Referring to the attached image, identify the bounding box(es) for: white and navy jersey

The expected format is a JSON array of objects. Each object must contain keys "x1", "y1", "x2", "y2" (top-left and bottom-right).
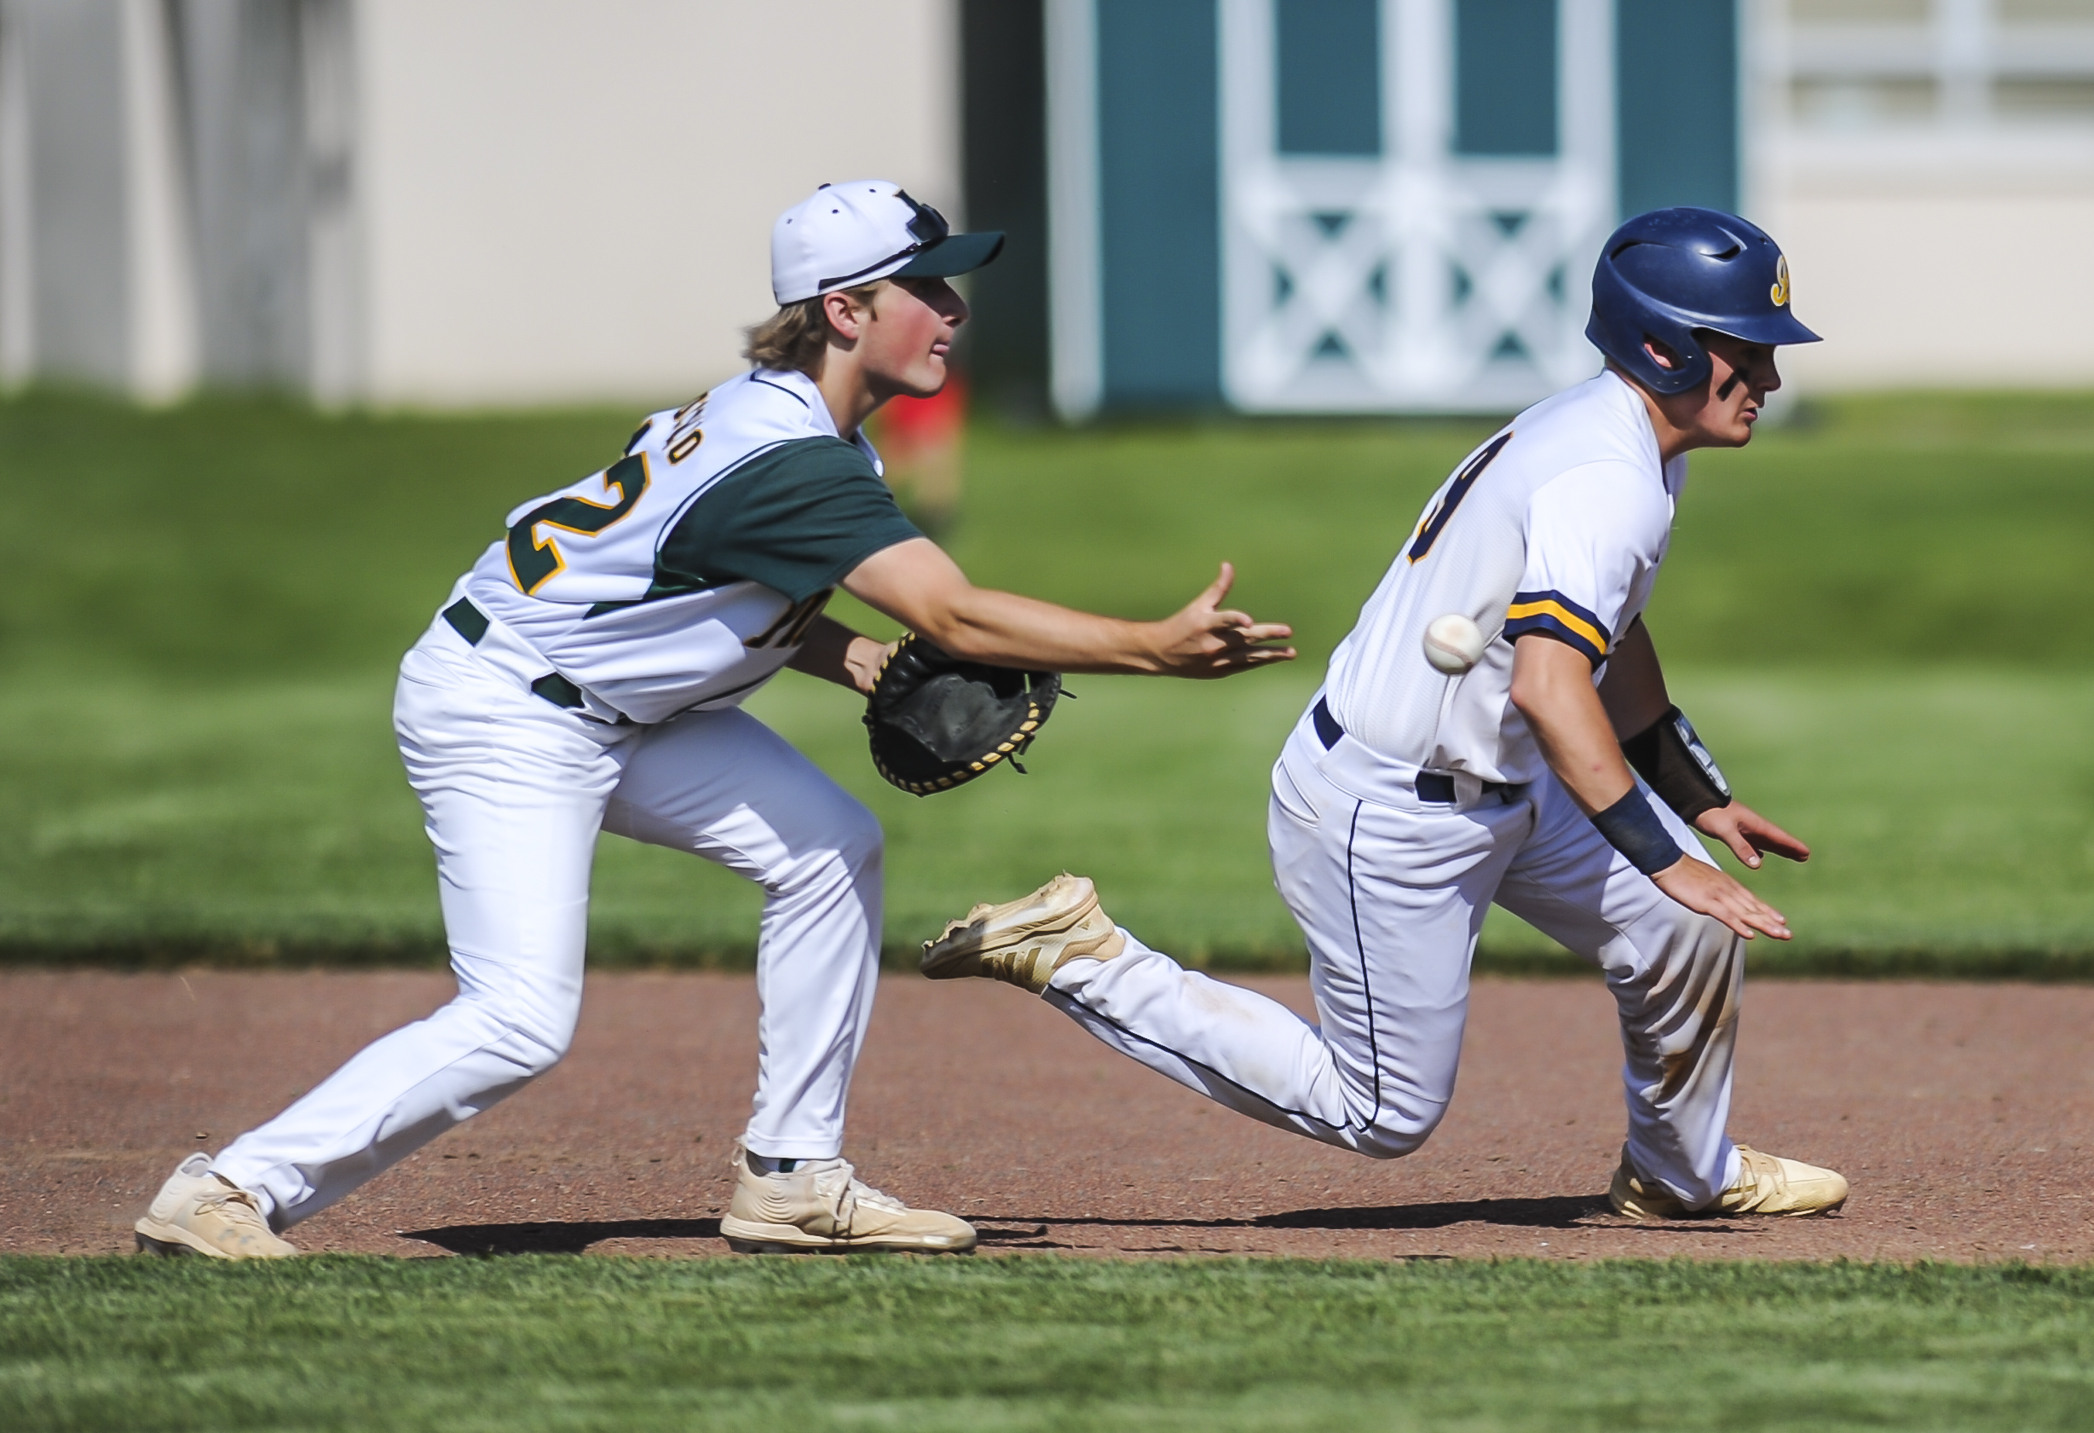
[
  {"x1": 456, "y1": 367, "x2": 921, "y2": 725},
  {"x1": 1321, "y1": 370, "x2": 1685, "y2": 785}
]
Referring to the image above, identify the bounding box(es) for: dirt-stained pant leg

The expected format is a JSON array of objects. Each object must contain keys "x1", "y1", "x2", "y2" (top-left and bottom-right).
[
  {"x1": 1494, "y1": 773, "x2": 1744, "y2": 1207},
  {"x1": 1044, "y1": 730, "x2": 1533, "y2": 1158}
]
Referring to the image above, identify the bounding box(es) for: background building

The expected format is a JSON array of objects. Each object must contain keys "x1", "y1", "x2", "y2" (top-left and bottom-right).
[
  {"x1": 0, "y1": 0, "x2": 960, "y2": 406},
  {"x1": 1026, "y1": 0, "x2": 1738, "y2": 416},
  {"x1": 997, "y1": 0, "x2": 2094, "y2": 416},
  {"x1": 1, "y1": 0, "x2": 2090, "y2": 412},
  {"x1": 1750, "y1": 0, "x2": 2094, "y2": 392}
]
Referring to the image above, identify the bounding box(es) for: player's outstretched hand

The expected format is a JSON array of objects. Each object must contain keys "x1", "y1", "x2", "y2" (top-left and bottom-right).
[
  {"x1": 1650, "y1": 857, "x2": 1792, "y2": 941},
  {"x1": 1151, "y1": 563, "x2": 1296, "y2": 677},
  {"x1": 1693, "y1": 801, "x2": 1809, "y2": 870}
]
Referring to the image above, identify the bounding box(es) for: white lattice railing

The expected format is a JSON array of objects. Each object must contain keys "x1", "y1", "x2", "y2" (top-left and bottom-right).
[{"x1": 1219, "y1": 0, "x2": 1617, "y2": 414}]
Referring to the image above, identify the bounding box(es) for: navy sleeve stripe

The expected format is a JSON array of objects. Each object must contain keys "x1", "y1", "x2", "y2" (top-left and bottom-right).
[
  {"x1": 1508, "y1": 589, "x2": 1608, "y2": 640},
  {"x1": 1503, "y1": 590, "x2": 1610, "y2": 667},
  {"x1": 1502, "y1": 612, "x2": 1607, "y2": 667}
]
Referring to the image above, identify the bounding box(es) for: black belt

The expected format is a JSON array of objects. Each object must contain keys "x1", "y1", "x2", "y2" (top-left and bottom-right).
[
  {"x1": 1311, "y1": 696, "x2": 1512, "y2": 805},
  {"x1": 443, "y1": 597, "x2": 587, "y2": 710}
]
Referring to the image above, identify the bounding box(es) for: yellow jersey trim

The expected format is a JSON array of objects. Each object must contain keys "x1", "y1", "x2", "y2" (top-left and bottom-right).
[{"x1": 1504, "y1": 598, "x2": 1608, "y2": 655}]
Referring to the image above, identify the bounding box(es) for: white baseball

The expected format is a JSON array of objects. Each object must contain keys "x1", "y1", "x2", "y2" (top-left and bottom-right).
[{"x1": 1422, "y1": 613, "x2": 1486, "y2": 675}]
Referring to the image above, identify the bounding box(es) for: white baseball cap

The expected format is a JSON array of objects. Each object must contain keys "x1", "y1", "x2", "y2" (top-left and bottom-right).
[{"x1": 770, "y1": 180, "x2": 1004, "y2": 305}]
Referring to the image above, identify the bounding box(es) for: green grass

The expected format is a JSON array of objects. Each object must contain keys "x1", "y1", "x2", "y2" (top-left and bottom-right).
[
  {"x1": 3, "y1": 389, "x2": 2093, "y2": 970},
  {"x1": 3, "y1": 1257, "x2": 2090, "y2": 1431},
  {"x1": 7, "y1": 665, "x2": 2092, "y2": 971}
]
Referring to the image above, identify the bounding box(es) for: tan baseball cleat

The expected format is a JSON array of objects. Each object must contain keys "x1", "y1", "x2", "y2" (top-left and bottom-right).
[
  {"x1": 921, "y1": 872, "x2": 1127, "y2": 994},
  {"x1": 1609, "y1": 1143, "x2": 1849, "y2": 1219},
  {"x1": 134, "y1": 1154, "x2": 299, "y2": 1259},
  {"x1": 720, "y1": 1146, "x2": 976, "y2": 1254}
]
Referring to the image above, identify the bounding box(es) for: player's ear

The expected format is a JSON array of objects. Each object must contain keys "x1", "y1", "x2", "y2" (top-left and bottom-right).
[
  {"x1": 821, "y1": 290, "x2": 866, "y2": 345},
  {"x1": 822, "y1": 282, "x2": 889, "y2": 344}
]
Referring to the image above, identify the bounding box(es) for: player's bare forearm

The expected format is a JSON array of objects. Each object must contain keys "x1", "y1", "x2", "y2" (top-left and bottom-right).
[
  {"x1": 1513, "y1": 635, "x2": 1792, "y2": 939},
  {"x1": 843, "y1": 537, "x2": 1295, "y2": 677},
  {"x1": 1596, "y1": 617, "x2": 1670, "y2": 739},
  {"x1": 1510, "y1": 635, "x2": 1639, "y2": 817},
  {"x1": 785, "y1": 616, "x2": 890, "y2": 695}
]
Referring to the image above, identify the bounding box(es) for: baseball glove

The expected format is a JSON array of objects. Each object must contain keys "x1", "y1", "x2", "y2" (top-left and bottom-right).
[{"x1": 864, "y1": 632, "x2": 1061, "y2": 796}]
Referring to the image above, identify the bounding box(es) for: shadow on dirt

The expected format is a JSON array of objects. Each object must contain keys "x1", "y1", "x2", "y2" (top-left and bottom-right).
[
  {"x1": 399, "y1": 1195, "x2": 1750, "y2": 1255},
  {"x1": 401, "y1": 1219, "x2": 722, "y2": 1254},
  {"x1": 969, "y1": 1194, "x2": 1730, "y2": 1233},
  {"x1": 398, "y1": 1218, "x2": 1056, "y2": 1255},
  {"x1": 1261, "y1": 1195, "x2": 1612, "y2": 1230}
]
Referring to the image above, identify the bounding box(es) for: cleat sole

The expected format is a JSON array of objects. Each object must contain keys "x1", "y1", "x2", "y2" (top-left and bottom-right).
[{"x1": 723, "y1": 1235, "x2": 973, "y2": 1255}]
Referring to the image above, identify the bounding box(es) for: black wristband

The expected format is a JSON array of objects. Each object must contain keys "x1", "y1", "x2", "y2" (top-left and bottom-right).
[
  {"x1": 1590, "y1": 787, "x2": 1685, "y2": 876},
  {"x1": 1620, "y1": 705, "x2": 1732, "y2": 822}
]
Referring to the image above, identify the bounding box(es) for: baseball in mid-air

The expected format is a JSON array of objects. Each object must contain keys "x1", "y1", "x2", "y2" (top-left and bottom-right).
[{"x1": 1422, "y1": 613, "x2": 1486, "y2": 675}]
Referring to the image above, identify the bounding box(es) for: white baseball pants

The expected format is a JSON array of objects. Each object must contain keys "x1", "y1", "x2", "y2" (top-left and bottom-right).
[
  {"x1": 1046, "y1": 710, "x2": 1746, "y2": 1207},
  {"x1": 214, "y1": 624, "x2": 883, "y2": 1229}
]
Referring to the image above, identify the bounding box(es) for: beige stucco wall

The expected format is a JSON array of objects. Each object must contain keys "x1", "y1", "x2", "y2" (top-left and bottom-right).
[
  {"x1": 355, "y1": 0, "x2": 959, "y2": 407},
  {"x1": 1769, "y1": 187, "x2": 2094, "y2": 390},
  {"x1": 1746, "y1": 0, "x2": 2094, "y2": 392}
]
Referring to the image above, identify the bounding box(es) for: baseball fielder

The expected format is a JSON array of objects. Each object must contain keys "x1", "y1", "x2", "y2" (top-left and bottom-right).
[
  {"x1": 925, "y1": 209, "x2": 1849, "y2": 1220},
  {"x1": 136, "y1": 181, "x2": 1293, "y2": 1259}
]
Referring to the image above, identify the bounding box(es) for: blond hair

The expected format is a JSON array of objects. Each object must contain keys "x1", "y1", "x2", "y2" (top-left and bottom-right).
[{"x1": 742, "y1": 281, "x2": 886, "y2": 375}]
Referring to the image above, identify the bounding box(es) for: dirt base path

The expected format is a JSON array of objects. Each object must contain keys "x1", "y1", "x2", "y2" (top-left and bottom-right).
[{"x1": 5, "y1": 971, "x2": 2087, "y2": 1262}]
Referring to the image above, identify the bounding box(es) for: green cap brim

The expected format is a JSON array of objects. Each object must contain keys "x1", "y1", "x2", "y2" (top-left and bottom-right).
[{"x1": 894, "y1": 230, "x2": 1005, "y2": 279}]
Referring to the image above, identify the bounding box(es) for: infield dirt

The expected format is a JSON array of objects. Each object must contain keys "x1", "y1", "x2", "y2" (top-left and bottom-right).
[{"x1": 5, "y1": 970, "x2": 2087, "y2": 1262}]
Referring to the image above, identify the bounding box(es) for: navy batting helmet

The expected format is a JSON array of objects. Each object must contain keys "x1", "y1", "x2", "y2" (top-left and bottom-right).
[{"x1": 1587, "y1": 208, "x2": 1820, "y2": 395}]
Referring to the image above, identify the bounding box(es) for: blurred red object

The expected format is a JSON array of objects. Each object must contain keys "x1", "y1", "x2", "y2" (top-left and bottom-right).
[
  {"x1": 870, "y1": 372, "x2": 967, "y2": 531},
  {"x1": 875, "y1": 371, "x2": 968, "y2": 452}
]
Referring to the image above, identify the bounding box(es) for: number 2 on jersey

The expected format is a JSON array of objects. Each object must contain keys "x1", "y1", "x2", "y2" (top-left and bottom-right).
[
  {"x1": 1406, "y1": 432, "x2": 1510, "y2": 563},
  {"x1": 507, "y1": 453, "x2": 651, "y2": 595}
]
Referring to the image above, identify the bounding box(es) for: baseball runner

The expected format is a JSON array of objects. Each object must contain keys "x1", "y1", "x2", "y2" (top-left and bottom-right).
[
  {"x1": 924, "y1": 209, "x2": 1850, "y2": 1220},
  {"x1": 135, "y1": 181, "x2": 1293, "y2": 1259}
]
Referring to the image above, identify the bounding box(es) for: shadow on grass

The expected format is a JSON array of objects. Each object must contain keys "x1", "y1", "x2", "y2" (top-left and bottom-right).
[{"x1": 399, "y1": 1193, "x2": 1749, "y2": 1256}]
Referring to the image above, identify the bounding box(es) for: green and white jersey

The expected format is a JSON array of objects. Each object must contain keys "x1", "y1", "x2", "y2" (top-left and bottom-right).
[{"x1": 457, "y1": 367, "x2": 921, "y2": 725}]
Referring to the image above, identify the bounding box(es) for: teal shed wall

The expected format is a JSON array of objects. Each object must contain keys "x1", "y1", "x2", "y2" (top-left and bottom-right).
[
  {"x1": 1067, "y1": 0, "x2": 1741, "y2": 414},
  {"x1": 1615, "y1": 0, "x2": 1738, "y2": 217},
  {"x1": 1096, "y1": 0, "x2": 1223, "y2": 409}
]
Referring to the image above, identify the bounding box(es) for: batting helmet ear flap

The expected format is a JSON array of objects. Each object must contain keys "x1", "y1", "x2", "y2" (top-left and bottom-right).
[
  {"x1": 1587, "y1": 237, "x2": 1714, "y2": 395},
  {"x1": 1633, "y1": 326, "x2": 1715, "y2": 395}
]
